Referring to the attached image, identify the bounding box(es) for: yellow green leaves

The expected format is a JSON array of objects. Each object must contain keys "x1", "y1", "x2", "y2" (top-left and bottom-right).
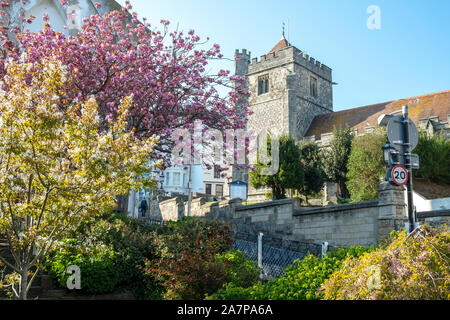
[
  {"x1": 0, "y1": 55, "x2": 158, "y2": 291},
  {"x1": 322, "y1": 227, "x2": 450, "y2": 300}
]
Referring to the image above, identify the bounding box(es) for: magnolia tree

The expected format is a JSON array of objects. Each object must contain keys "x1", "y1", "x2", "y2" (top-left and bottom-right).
[
  {"x1": 0, "y1": 0, "x2": 251, "y2": 168},
  {"x1": 0, "y1": 57, "x2": 158, "y2": 300}
]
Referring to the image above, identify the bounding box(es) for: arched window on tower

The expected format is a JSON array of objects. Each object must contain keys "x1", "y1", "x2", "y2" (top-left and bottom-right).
[{"x1": 258, "y1": 75, "x2": 270, "y2": 95}]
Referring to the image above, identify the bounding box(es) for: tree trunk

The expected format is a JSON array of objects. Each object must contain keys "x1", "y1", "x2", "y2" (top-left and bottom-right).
[{"x1": 19, "y1": 268, "x2": 28, "y2": 300}]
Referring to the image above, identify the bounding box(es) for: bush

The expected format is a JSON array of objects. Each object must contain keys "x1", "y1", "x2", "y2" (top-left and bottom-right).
[
  {"x1": 82, "y1": 214, "x2": 160, "y2": 299},
  {"x1": 142, "y1": 217, "x2": 234, "y2": 300},
  {"x1": 346, "y1": 128, "x2": 386, "y2": 202},
  {"x1": 47, "y1": 239, "x2": 117, "y2": 294},
  {"x1": 47, "y1": 213, "x2": 160, "y2": 298},
  {"x1": 215, "y1": 250, "x2": 260, "y2": 288},
  {"x1": 414, "y1": 132, "x2": 450, "y2": 184},
  {"x1": 322, "y1": 227, "x2": 450, "y2": 300},
  {"x1": 207, "y1": 246, "x2": 371, "y2": 300}
]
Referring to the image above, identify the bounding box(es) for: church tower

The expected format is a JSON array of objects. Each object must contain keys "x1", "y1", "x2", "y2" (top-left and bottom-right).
[
  {"x1": 231, "y1": 36, "x2": 334, "y2": 199},
  {"x1": 245, "y1": 36, "x2": 333, "y2": 142}
]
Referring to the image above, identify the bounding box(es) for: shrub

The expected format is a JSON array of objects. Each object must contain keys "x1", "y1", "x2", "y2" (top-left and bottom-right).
[
  {"x1": 207, "y1": 246, "x2": 371, "y2": 300},
  {"x1": 47, "y1": 213, "x2": 161, "y2": 299},
  {"x1": 215, "y1": 250, "x2": 260, "y2": 288},
  {"x1": 322, "y1": 227, "x2": 450, "y2": 300},
  {"x1": 47, "y1": 239, "x2": 117, "y2": 294},
  {"x1": 346, "y1": 128, "x2": 386, "y2": 202},
  {"x1": 82, "y1": 214, "x2": 160, "y2": 299},
  {"x1": 142, "y1": 217, "x2": 234, "y2": 300},
  {"x1": 414, "y1": 132, "x2": 450, "y2": 184}
]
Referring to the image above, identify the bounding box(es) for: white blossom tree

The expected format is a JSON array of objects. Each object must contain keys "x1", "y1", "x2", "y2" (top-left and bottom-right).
[{"x1": 0, "y1": 56, "x2": 158, "y2": 299}]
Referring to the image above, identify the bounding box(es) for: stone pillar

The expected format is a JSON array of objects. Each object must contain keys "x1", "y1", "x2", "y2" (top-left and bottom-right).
[
  {"x1": 127, "y1": 190, "x2": 136, "y2": 217},
  {"x1": 323, "y1": 182, "x2": 339, "y2": 206},
  {"x1": 377, "y1": 181, "x2": 407, "y2": 241}
]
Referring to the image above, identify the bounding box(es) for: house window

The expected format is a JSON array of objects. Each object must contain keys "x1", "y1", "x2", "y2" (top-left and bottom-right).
[
  {"x1": 205, "y1": 184, "x2": 212, "y2": 195},
  {"x1": 310, "y1": 76, "x2": 318, "y2": 98},
  {"x1": 173, "y1": 172, "x2": 180, "y2": 186},
  {"x1": 216, "y1": 185, "x2": 224, "y2": 197},
  {"x1": 258, "y1": 75, "x2": 270, "y2": 95},
  {"x1": 214, "y1": 165, "x2": 221, "y2": 179},
  {"x1": 166, "y1": 172, "x2": 170, "y2": 186}
]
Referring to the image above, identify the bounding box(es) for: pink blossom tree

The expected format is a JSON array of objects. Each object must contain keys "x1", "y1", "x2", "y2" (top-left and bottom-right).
[{"x1": 0, "y1": 0, "x2": 251, "y2": 166}]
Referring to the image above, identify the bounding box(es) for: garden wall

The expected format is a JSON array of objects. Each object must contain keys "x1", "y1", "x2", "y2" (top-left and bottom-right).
[{"x1": 158, "y1": 182, "x2": 449, "y2": 247}]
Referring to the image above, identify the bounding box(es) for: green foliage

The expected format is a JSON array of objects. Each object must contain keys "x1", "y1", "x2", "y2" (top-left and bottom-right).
[
  {"x1": 142, "y1": 217, "x2": 234, "y2": 300},
  {"x1": 46, "y1": 213, "x2": 160, "y2": 298},
  {"x1": 250, "y1": 135, "x2": 305, "y2": 200},
  {"x1": 322, "y1": 227, "x2": 450, "y2": 300},
  {"x1": 215, "y1": 250, "x2": 260, "y2": 288},
  {"x1": 414, "y1": 131, "x2": 450, "y2": 184},
  {"x1": 83, "y1": 214, "x2": 159, "y2": 299},
  {"x1": 47, "y1": 239, "x2": 117, "y2": 294},
  {"x1": 297, "y1": 140, "x2": 326, "y2": 201},
  {"x1": 346, "y1": 128, "x2": 387, "y2": 202},
  {"x1": 207, "y1": 246, "x2": 371, "y2": 300},
  {"x1": 322, "y1": 126, "x2": 354, "y2": 198}
]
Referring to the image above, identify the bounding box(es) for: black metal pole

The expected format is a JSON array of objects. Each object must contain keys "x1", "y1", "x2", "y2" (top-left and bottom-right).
[{"x1": 403, "y1": 106, "x2": 416, "y2": 233}]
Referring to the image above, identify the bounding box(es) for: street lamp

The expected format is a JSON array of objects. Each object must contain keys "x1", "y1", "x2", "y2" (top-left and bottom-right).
[{"x1": 159, "y1": 172, "x2": 165, "y2": 190}]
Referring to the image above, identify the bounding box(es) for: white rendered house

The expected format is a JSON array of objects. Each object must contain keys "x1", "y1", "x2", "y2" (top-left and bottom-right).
[{"x1": 8, "y1": 0, "x2": 121, "y2": 35}]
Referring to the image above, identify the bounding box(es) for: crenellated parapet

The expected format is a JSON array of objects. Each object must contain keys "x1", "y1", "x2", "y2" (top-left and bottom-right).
[{"x1": 248, "y1": 46, "x2": 332, "y2": 82}]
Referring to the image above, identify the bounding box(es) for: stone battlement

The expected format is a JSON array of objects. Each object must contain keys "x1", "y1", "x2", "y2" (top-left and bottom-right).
[
  {"x1": 235, "y1": 49, "x2": 251, "y2": 57},
  {"x1": 247, "y1": 46, "x2": 332, "y2": 81}
]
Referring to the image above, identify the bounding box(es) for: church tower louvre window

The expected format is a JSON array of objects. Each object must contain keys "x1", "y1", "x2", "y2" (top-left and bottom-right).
[
  {"x1": 258, "y1": 75, "x2": 270, "y2": 95},
  {"x1": 310, "y1": 76, "x2": 318, "y2": 98}
]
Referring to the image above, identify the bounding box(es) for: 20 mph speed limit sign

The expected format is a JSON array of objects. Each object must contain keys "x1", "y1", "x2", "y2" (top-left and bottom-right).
[{"x1": 391, "y1": 165, "x2": 409, "y2": 186}]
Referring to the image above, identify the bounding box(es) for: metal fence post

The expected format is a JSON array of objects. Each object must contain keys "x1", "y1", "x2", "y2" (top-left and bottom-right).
[
  {"x1": 322, "y1": 241, "x2": 329, "y2": 258},
  {"x1": 258, "y1": 232, "x2": 263, "y2": 269}
]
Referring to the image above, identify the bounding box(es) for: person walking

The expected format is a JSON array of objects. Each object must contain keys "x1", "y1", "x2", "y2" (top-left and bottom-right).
[{"x1": 139, "y1": 199, "x2": 148, "y2": 217}]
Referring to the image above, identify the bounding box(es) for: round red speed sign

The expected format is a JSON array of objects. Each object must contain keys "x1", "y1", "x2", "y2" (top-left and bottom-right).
[{"x1": 391, "y1": 165, "x2": 408, "y2": 186}]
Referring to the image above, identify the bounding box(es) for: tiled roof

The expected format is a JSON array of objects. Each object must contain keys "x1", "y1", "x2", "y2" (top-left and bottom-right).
[
  {"x1": 268, "y1": 37, "x2": 291, "y2": 56},
  {"x1": 305, "y1": 90, "x2": 450, "y2": 137}
]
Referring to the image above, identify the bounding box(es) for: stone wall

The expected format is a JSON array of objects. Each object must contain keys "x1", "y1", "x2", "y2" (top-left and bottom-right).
[
  {"x1": 293, "y1": 201, "x2": 380, "y2": 246},
  {"x1": 158, "y1": 182, "x2": 449, "y2": 247},
  {"x1": 158, "y1": 197, "x2": 185, "y2": 221},
  {"x1": 417, "y1": 210, "x2": 450, "y2": 230}
]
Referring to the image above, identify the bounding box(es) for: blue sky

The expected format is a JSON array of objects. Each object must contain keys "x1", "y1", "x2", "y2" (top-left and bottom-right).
[{"x1": 118, "y1": 0, "x2": 450, "y2": 112}]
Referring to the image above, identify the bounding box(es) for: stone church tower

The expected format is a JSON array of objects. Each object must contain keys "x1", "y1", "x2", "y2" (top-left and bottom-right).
[{"x1": 232, "y1": 36, "x2": 334, "y2": 197}]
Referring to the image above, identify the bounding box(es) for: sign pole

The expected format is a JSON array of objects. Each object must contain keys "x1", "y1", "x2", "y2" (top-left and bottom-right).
[
  {"x1": 187, "y1": 163, "x2": 192, "y2": 217},
  {"x1": 403, "y1": 106, "x2": 417, "y2": 233}
]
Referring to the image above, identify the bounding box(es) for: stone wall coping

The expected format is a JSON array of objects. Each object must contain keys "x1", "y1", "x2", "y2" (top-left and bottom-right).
[
  {"x1": 293, "y1": 200, "x2": 379, "y2": 216},
  {"x1": 159, "y1": 197, "x2": 182, "y2": 206},
  {"x1": 235, "y1": 199, "x2": 295, "y2": 212},
  {"x1": 417, "y1": 210, "x2": 450, "y2": 219}
]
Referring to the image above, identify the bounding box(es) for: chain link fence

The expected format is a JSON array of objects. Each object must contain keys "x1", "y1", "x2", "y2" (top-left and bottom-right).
[{"x1": 234, "y1": 232, "x2": 326, "y2": 279}]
